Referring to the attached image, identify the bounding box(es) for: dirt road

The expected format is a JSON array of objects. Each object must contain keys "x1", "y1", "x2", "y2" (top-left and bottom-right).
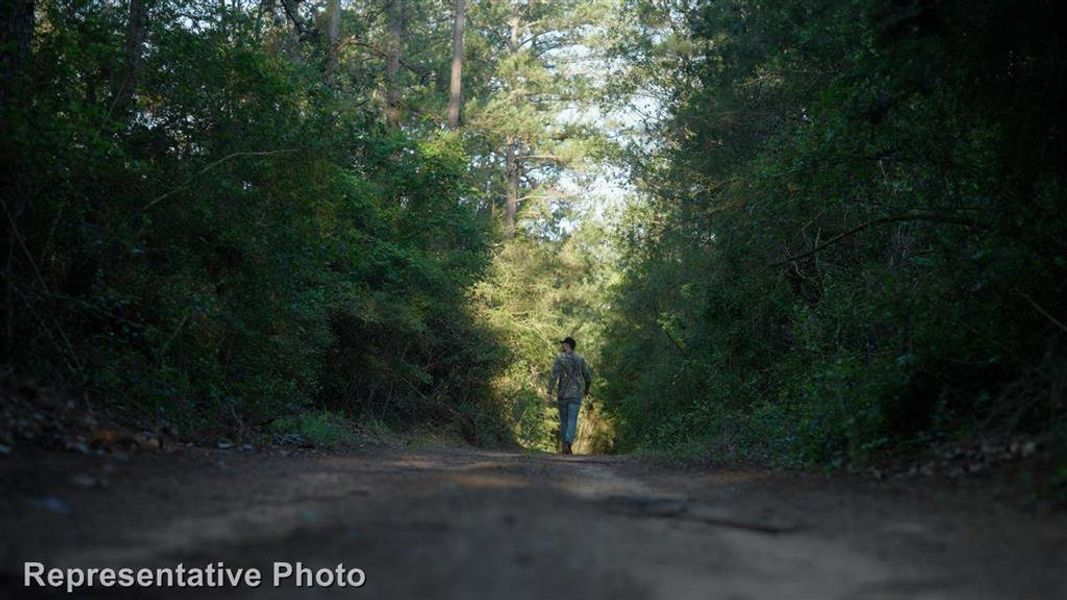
[{"x1": 2, "y1": 445, "x2": 1065, "y2": 599}]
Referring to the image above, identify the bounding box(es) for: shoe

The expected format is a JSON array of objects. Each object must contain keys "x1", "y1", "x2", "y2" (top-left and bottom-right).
[{"x1": 563, "y1": 442, "x2": 572, "y2": 455}]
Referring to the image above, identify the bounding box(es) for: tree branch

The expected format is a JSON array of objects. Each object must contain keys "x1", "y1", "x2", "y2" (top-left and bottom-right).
[
  {"x1": 769, "y1": 214, "x2": 981, "y2": 267},
  {"x1": 340, "y1": 38, "x2": 431, "y2": 78},
  {"x1": 279, "y1": 0, "x2": 310, "y2": 39},
  {"x1": 142, "y1": 149, "x2": 296, "y2": 212},
  {"x1": 0, "y1": 198, "x2": 84, "y2": 375},
  {"x1": 1020, "y1": 292, "x2": 1067, "y2": 335},
  {"x1": 658, "y1": 323, "x2": 689, "y2": 357},
  {"x1": 516, "y1": 189, "x2": 579, "y2": 203}
]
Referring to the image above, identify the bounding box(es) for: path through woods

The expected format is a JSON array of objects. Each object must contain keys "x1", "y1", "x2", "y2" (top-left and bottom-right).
[{"x1": 3, "y1": 446, "x2": 1066, "y2": 599}]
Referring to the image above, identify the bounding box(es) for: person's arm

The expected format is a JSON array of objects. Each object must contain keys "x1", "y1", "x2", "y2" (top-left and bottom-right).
[
  {"x1": 547, "y1": 357, "x2": 561, "y2": 399},
  {"x1": 582, "y1": 358, "x2": 592, "y2": 396}
]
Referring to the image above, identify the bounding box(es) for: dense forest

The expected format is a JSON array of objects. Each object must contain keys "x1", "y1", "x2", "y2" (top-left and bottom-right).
[
  {"x1": 599, "y1": 0, "x2": 1067, "y2": 491},
  {"x1": 1, "y1": 0, "x2": 614, "y2": 449},
  {"x1": 2, "y1": 0, "x2": 1065, "y2": 496}
]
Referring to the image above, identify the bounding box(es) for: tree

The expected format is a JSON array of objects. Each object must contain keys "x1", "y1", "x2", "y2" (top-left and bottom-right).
[
  {"x1": 1, "y1": 0, "x2": 511, "y2": 446},
  {"x1": 0, "y1": 0, "x2": 34, "y2": 106},
  {"x1": 600, "y1": 0, "x2": 1067, "y2": 477},
  {"x1": 325, "y1": 0, "x2": 342, "y2": 83},
  {"x1": 385, "y1": 0, "x2": 404, "y2": 127},
  {"x1": 110, "y1": 0, "x2": 151, "y2": 117},
  {"x1": 462, "y1": 0, "x2": 610, "y2": 235},
  {"x1": 447, "y1": 0, "x2": 465, "y2": 128}
]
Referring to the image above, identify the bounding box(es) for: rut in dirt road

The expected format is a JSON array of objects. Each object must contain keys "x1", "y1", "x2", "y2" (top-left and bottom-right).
[{"x1": 3, "y1": 446, "x2": 1066, "y2": 599}]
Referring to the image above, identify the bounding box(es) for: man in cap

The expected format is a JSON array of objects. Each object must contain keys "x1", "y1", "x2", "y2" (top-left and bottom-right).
[{"x1": 547, "y1": 336, "x2": 592, "y2": 454}]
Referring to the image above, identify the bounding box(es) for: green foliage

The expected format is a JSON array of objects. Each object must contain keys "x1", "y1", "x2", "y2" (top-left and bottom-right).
[
  {"x1": 269, "y1": 410, "x2": 354, "y2": 448},
  {"x1": 1, "y1": 0, "x2": 506, "y2": 441},
  {"x1": 472, "y1": 223, "x2": 618, "y2": 451},
  {"x1": 602, "y1": 0, "x2": 1067, "y2": 476},
  {"x1": 8, "y1": 0, "x2": 1062, "y2": 477}
]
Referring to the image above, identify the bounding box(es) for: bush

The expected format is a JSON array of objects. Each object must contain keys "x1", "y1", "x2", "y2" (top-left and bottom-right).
[{"x1": 270, "y1": 411, "x2": 354, "y2": 449}]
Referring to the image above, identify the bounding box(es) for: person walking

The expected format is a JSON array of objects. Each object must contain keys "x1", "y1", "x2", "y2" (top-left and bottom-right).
[{"x1": 547, "y1": 336, "x2": 592, "y2": 454}]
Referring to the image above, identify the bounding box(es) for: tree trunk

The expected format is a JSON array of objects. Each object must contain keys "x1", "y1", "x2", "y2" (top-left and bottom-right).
[
  {"x1": 0, "y1": 0, "x2": 33, "y2": 356},
  {"x1": 502, "y1": 10, "x2": 522, "y2": 235},
  {"x1": 325, "y1": 0, "x2": 341, "y2": 83},
  {"x1": 0, "y1": 0, "x2": 34, "y2": 107},
  {"x1": 110, "y1": 0, "x2": 150, "y2": 118},
  {"x1": 279, "y1": 0, "x2": 307, "y2": 38},
  {"x1": 504, "y1": 136, "x2": 520, "y2": 236},
  {"x1": 446, "y1": 0, "x2": 465, "y2": 128},
  {"x1": 253, "y1": 0, "x2": 272, "y2": 41},
  {"x1": 385, "y1": 0, "x2": 403, "y2": 127}
]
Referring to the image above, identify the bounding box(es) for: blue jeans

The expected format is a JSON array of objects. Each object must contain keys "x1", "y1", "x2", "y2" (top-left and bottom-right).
[{"x1": 557, "y1": 398, "x2": 581, "y2": 444}]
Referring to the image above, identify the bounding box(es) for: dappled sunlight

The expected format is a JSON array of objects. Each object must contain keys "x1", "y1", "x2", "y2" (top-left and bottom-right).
[
  {"x1": 3, "y1": 0, "x2": 1066, "y2": 596},
  {"x1": 446, "y1": 472, "x2": 532, "y2": 490}
]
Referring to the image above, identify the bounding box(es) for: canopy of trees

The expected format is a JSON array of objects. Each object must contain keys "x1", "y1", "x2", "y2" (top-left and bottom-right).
[
  {"x1": 599, "y1": 0, "x2": 1067, "y2": 489},
  {"x1": 2, "y1": 0, "x2": 617, "y2": 447},
  {"x1": 2, "y1": 0, "x2": 1064, "y2": 494}
]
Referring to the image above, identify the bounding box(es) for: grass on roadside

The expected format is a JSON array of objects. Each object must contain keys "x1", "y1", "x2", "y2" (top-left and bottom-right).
[{"x1": 269, "y1": 410, "x2": 356, "y2": 448}]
